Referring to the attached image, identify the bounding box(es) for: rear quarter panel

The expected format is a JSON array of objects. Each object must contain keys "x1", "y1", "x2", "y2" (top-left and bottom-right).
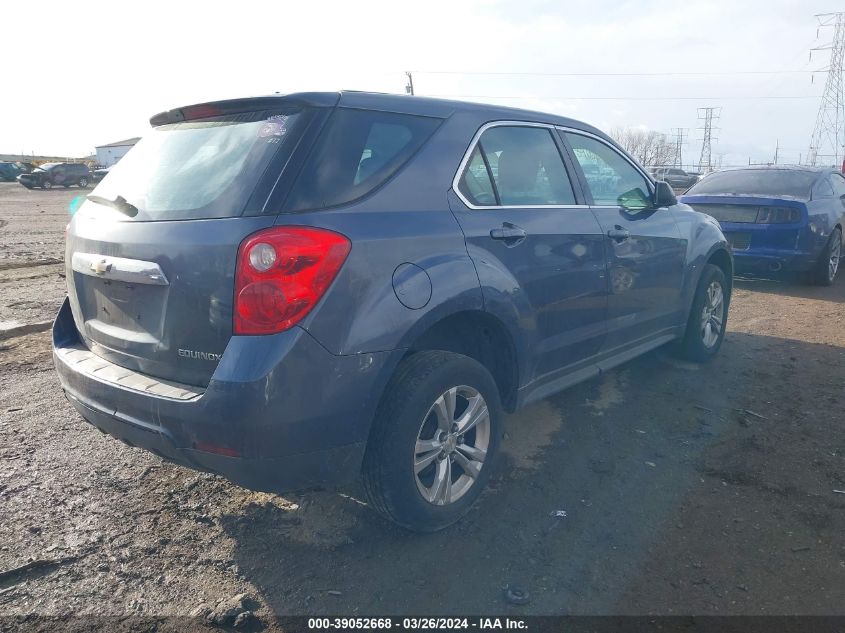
[{"x1": 286, "y1": 113, "x2": 487, "y2": 357}]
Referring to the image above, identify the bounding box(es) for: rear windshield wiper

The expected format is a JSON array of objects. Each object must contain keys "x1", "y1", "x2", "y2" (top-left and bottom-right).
[{"x1": 86, "y1": 194, "x2": 139, "y2": 218}]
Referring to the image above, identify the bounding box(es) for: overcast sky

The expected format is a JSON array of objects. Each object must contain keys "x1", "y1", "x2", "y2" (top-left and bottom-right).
[{"x1": 2, "y1": 0, "x2": 839, "y2": 166}]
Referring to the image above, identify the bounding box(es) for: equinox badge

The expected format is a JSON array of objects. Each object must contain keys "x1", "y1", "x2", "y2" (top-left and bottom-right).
[{"x1": 178, "y1": 349, "x2": 222, "y2": 361}]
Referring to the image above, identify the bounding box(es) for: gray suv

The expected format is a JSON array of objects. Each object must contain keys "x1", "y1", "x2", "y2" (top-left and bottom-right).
[
  {"x1": 651, "y1": 167, "x2": 699, "y2": 190},
  {"x1": 53, "y1": 92, "x2": 732, "y2": 531},
  {"x1": 18, "y1": 162, "x2": 91, "y2": 189}
]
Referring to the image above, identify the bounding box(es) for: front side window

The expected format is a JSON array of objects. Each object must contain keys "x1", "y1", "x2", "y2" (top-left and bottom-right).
[
  {"x1": 565, "y1": 133, "x2": 652, "y2": 209},
  {"x1": 458, "y1": 125, "x2": 576, "y2": 207}
]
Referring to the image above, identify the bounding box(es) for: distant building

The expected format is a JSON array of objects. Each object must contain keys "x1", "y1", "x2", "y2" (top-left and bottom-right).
[{"x1": 95, "y1": 138, "x2": 140, "y2": 167}]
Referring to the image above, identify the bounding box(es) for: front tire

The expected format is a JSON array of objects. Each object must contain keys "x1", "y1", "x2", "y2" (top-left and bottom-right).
[
  {"x1": 811, "y1": 227, "x2": 841, "y2": 286},
  {"x1": 678, "y1": 264, "x2": 729, "y2": 362},
  {"x1": 78, "y1": 177, "x2": 89, "y2": 188},
  {"x1": 363, "y1": 351, "x2": 502, "y2": 532},
  {"x1": 41, "y1": 179, "x2": 52, "y2": 190}
]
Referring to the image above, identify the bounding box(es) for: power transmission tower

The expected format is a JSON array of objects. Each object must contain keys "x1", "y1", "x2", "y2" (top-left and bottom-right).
[
  {"x1": 807, "y1": 12, "x2": 844, "y2": 166},
  {"x1": 405, "y1": 71, "x2": 415, "y2": 95},
  {"x1": 671, "y1": 128, "x2": 688, "y2": 168},
  {"x1": 697, "y1": 107, "x2": 721, "y2": 173}
]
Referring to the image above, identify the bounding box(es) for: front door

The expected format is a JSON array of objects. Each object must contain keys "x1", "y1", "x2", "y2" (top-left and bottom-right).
[
  {"x1": 561, "y1": 131, "x2": 686, "y2": 353},
  {"x1": 450, "y1": 123, "x2": 608, "y2": 383}
]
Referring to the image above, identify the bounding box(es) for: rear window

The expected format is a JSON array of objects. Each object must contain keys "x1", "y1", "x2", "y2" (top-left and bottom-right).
[
  {"x1": 283, "y1": 108, "x2": 441, "y2": 212},
  {"x1": 81, "y1": 109, "x2": 309, "y2": 221},
  {"x1": 686, "y1": 169, "x2": 817, "y2": 200}
]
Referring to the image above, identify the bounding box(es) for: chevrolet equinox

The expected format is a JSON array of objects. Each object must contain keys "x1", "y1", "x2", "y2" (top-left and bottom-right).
[{"x1": 53, "y1": 91, "x2": 733, "y2": 531}]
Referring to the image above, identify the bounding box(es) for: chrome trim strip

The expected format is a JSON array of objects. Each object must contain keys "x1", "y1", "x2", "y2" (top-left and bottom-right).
[
  {"x1": 451, "y1": 120, "x2": 591, "y2": 211},
  {"x1": 71, "y1": 253, "x2": 169, "y2": 286}
]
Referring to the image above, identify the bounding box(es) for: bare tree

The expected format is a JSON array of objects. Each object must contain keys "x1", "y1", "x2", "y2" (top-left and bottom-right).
[{"x1": 610, "y1": 127, "x2": 677, "y2": 168}]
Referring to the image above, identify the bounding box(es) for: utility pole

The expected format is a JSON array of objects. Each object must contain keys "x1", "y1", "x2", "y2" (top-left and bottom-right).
[
  {"x1": 773, "y1": 139, "x2": 780, "y2": 165},
  {"x1": 405, "y1": 71, "x2": 415, "y2": 96},
  {"x1": 697, "y1": 107, "x2": 721, "y2": 173},
  {"x1": 807, "y1": 12, "x2": 844, "y2": 166},
  {"x1": 671, "y1": 127, "x2": 688, "y2": 168}
]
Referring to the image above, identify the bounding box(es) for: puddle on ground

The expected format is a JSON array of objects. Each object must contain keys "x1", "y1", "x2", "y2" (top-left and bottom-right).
[
  {"x1": 501, "y1": 400, "x2": 564, "y2": 470},
  {"x1": 584, "y1": 371, "x2": 628, "y2": 416}
]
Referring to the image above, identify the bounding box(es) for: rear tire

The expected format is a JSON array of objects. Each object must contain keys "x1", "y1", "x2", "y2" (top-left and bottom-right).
[
  {"x1": 362, "y1": 351, "x2": 502, "y2": 532},
  {"x1": 811, "y1": 227, "x2": 841, "y2": 286},
  {"x1": 41, "y1": 179, "x2": 52, "y2": 190},
  {"x1": 677, "y1": 264, "x2": 729, "y2": 362}
]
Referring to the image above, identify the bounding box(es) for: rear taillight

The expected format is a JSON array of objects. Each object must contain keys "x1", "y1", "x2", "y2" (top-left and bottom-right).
[{"x1": 234, "y1": 226, "x2": 350, "y2": 335}]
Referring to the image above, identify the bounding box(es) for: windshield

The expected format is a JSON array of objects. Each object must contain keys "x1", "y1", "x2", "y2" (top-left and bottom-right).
[
  {"x1": 82, "y1": 109, "x2": 308, "y2": 221},
  {"x1": 686, "y1": 169, "x2": 818, "y2": 200},
  {"x1": 36, "y1": 163, "x2": 59, "y2": 171}
]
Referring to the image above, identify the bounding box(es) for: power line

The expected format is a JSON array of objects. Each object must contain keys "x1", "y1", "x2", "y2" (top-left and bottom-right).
[
  {"x1": 424, "y1": 94, "x2": 820, "y2": 101},
  {"x1": 411, "y1": 69, "x2": 816, "y2": 77}
]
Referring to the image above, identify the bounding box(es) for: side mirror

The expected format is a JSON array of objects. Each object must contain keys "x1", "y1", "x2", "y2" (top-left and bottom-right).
[{"x1": 654, "y1": 180, "x2": 677, "y2": 207}]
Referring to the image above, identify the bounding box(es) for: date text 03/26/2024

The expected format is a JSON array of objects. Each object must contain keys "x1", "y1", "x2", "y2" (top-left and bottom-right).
[{"x1": 307, "y1": 618, "x2": 528, "y2": 630}]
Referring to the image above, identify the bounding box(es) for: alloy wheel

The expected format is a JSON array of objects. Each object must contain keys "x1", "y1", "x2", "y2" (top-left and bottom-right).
[
  {"x1": 700, "y1": 281, "x2": 724, "y2": 349},
  {"x1": 413, "y1": 385, "x2": 490, "y2": 506}
]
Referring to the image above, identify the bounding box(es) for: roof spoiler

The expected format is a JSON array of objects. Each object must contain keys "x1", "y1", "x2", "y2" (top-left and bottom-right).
[{"x1": 149, "y1": 92, "x2": 340, "y2": 127}]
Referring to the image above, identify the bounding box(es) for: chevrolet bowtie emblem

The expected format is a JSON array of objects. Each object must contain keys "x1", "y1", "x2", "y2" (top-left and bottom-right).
[{"x1": 91, "y1": 259, "x2": 112, "y2": 275}]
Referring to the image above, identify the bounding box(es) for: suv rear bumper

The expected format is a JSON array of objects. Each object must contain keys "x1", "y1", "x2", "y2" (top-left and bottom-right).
[{"x1": 53, "y1": 298, "x2": 401, "y2": 492}]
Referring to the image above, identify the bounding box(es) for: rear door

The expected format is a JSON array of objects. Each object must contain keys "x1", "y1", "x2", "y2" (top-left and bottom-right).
[
  {"x1": 450, "y1": 122, "x2": 607, "y2": 382},
  {"x1": 561, "y1": 130, "x2": 686, "y2": 352},
  {"x1": 65, "y1": 104, "x2": 325, "y2": 387}
]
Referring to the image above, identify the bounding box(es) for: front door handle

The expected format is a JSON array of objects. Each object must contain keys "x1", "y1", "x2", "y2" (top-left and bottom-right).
[
  {"x1": 607, "y1": 226, "x2": 630, "y2": 242},
  {"x1": 490, "y1": 223, "x2": 527, "y2": 243}
]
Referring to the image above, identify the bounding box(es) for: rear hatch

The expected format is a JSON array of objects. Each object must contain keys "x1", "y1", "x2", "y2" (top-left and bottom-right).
[{"x1": 65, "y1": 97, "x2": 332, "y2": 386}]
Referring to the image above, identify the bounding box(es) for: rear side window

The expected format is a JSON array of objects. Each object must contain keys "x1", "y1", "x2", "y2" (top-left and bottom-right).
[
  {"x1": 284, "y1": 109, "x2": 441, "y2": 212},
  {"x1": 459, "y1": 125, "x2": 576, "y2": 206},
  {"x1": 82, "y1": 109, "x2": 310, "y2": 221},
  {"x1": 458, "y1": 147, "x2": 497, "y2": 206}
]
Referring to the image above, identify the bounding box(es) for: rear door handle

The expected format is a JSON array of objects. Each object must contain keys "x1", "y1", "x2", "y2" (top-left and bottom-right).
[
  {"x1": 607, "y1": 226, "x2": 630, "y2": 242},
  {"x1": 490, "y1": 223, "x2": 527, "y2": 243}
]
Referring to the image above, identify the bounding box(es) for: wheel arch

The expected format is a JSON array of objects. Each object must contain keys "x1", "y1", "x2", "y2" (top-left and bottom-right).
[{"x1": 398, "y1": 309, "x2": 520, "y2": 413}]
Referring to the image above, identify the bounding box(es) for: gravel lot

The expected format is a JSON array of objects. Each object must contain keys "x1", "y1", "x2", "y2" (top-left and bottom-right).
[{"x1": 1, "y1": 181, "x2": 844, "y2": 625}]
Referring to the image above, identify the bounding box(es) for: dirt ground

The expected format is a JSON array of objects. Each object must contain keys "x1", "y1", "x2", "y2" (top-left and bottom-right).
[{"x1": 1, "y1": 181, "x2": 843, "y2": 625}]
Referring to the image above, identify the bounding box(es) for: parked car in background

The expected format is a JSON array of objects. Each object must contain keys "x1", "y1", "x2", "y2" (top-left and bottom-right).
[
  {"x1": 680, "y1": 165, "x2": 844, "y2": 285},
  {"x1": 92, "y1": 166, "x2": 110, "y2": 181},
  {"x1": 17, "y1": 163, "x2": 91, "y2": 190},
  {"x1": 53, "y1": 91, "x2": 733, "y2": 531},
  {"x1": 0, "y1": 161, "x2": 32, "y2": 182},
  {"x1": 651, "y1": 167, "x2": 699, "y2": 190}
]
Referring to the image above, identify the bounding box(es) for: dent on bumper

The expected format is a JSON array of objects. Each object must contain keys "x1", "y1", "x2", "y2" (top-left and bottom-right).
[{"x1": 52, "y1": 298, "x2": 402, "y2": 491}]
